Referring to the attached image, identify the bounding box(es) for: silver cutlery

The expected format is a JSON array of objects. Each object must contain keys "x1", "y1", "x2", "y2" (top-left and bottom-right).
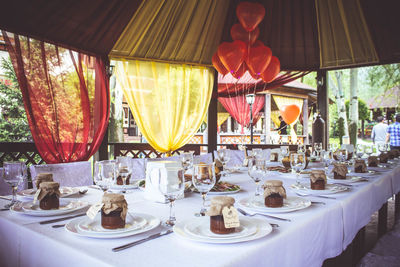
[
  {"x1": 237, "y1": 208, "x2": 291, "y2": 222},
  {"x1": 112, "y1": 229, "x2": 173, "y2": 252},
  {"x1": 0, "y1": 196, "x2": 12, "y2": 201},
  {"x1": 52, "y1": 224, "x2": 66, "y2": 228},
  {"x1": 295, "y1": 192, "x2": 336, "y2": 200},
  {"x1": 311, "y1": 201, "x2": 326, "y2": 205},
  {"x1": 79, "y1": 189, "x2": 88, "y2": 195},
  {"x1": 331, "y1": 183, "x2": 353, "y2": 187},
  {"x1": 39, "y1": 213, "x2": 86, "y2": 225}
]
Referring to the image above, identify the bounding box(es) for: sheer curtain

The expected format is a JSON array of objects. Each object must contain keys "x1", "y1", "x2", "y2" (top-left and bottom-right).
[
  {"x1": 115, "y1": 59, "x2": 213, "y2": 153},
  {"x1": 3, "y1": 31, "x2": 110, "y2": 163}
]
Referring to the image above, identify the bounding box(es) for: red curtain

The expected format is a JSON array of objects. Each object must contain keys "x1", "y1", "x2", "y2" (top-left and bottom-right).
[
  {"x1": 218, "y1": 95, "x2": 265, "y2": 133},
  {"x1": 2, "y1": 31, "x2": 110, "y2": 163}
]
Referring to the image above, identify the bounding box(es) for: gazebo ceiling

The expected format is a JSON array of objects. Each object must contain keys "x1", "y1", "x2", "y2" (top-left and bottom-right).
[{"x1": 1, "y1": 0, "x2": 399, "y2": 70}]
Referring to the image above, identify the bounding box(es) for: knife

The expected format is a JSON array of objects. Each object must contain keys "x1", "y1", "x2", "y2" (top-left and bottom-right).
[
  {"x1": 0, "y1": 196, "x2": 12, "y2": 201},
  {"x1": 112, "y1": 229, "x2": 173, "y2": 252},
  {"x1": 39, "y1": 213, "x2": 86, "y2": 225}
]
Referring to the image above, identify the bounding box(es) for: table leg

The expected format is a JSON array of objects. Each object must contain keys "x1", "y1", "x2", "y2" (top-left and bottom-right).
[
  {"x1": 395, "y1": 193, "x2": 400, "y2": 221},
  {"x1": 352, "y1": 227, "x2": 365, "y2": 265},
  {"x1": 378, "y1": 202, "x2": 388, "y2": 237}
]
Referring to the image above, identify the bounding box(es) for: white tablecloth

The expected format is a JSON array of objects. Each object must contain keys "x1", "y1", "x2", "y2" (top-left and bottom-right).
[{"x1": 1, "y1": 160, "x2": 399, "y2": 267}]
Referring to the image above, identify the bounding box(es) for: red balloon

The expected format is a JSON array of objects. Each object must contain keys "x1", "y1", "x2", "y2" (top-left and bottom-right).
[
  {"x1": 217, "y1": 40, "x2": 247, "y2": 74},
  {"x1": 246, "y1": 45, "x2": 272, "y2": 78},
  {"x1": 232, "y1": 62, "x2": 247, "y2": 79},
  {"x1": 230, "y1": 23, "x2": 259, "y2": 45},
  {"x1": 261, "y1": 56, "x2": 281, "y2": 82},
  {"x1": 280, "y1": 104, "x2": 301, "y2": 125},
  {"x1": 236, "y1": 2, "x2": 266, "y2": 32},
  {"x1": 244, "y1": 61, "x2": 258, "y2": 79},
  {"x1": 212, "y1": 52, "x2": 229, "y2": 75},
  {"x1": 252, "y1": 40, "x2": 264, "y2": 48}
]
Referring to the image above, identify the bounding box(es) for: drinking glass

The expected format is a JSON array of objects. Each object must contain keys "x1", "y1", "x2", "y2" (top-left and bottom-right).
[
  {"x1": 99, "y1": 160, "x2": 116, "y2": 190},
  {"x1": 248, "y1": 157, "x2": 265, "y2": 197},
  {"x1": 365, "y1": 144, "x2": 374, "y2": 157},
  {"x1": 216, "y1": 149, "x2": 230, "y2": 177},
  {"x1": 329, "y1": 143, "x2": 338, "y2": 152},
  {"x1": 290, "y1": 153, "x2": 306, "y2": 185},
  {"x1": 156, "y1": 167, "x2": 185, "y2": 226},
  {"x1": 321, "y1": 150, "x2": 333, "y2": 175},
  {"x1": 280, "y1": 146, "x2": 289, "y2": 161},
  {"x1": 356, "y1": 144, "x2": 364, "y2": 158},
  {"x1": 378, "y1": 143, "x2": 387, "y2": 154},
  {"x1": 252, "y1": 148, "x2": 263, "y2": 159},
  {"x1": 3, "y1": 161, "x2": 26, "y2": 208},
  {"x1": 181, "y1": 152, "x2": 194, "y2": 171},
  {"x1": 192, "y1": 163, "x2": 216, "y2": 216},
  {"x1": 116, "y1": 157, "x2": 133, "y2": 185},
  {"x1": 297, "y1": 144, "x2": 306, "y2": 154},
  {"x1": 336, "y1": 150, "x2": 348, "y2": 163},
  {"x1": 314, "y1": 142, "x2": 323, "y2": 160}
]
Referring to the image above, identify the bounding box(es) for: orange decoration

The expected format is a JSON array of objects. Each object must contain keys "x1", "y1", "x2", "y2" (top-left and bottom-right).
[
  {"x1": 236, "y1": 2, "x2": 266, "y2": 32},
  {"x1": 246, "y1": 44, "x2": 272, "y2": 78},
  {"x1": 230, "y1": 23, "x2": 259, "y2": 45},
  {"x1": 212, "y1": 52, "x2": 229, "y2": 75},
  {"x1": 217, "y1": 40, "x2": 247, "y2": 74},
  {"x1": 280, "y1": 104, "x2": 301, "y2": 125},
  {"x1": 261, "y1": 56, "x2": 280, "y2": 82}
]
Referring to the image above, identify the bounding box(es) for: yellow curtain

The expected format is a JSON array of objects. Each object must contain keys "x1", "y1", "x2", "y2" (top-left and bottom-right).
[
  {"x1": 315, "y1": 0, "x2": 378, "y2": 68},
  {"x1": 271, "y1": 110, "x2": 281, "y2": 128},
  {"x1": 110, "y1": 0, "x2": 230, "y2": 65},
  {"x1": 115, "y1": 60, "x2": 213, "y2": 153},
  {"x1": 203, "y1": 113, "x2": 230, "y2": 127}
]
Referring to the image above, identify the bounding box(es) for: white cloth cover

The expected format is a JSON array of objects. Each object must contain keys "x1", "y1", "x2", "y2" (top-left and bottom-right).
[
  {"x1": 226, "y1": 150, "x2": 245, "y2": 167},
  {"x1": 132, "y1": 158, "x2": 146, "y2": 181},
  {"x1": 193, "y1": 153, "x2": 213, "y2": 164},
  {"x1": 30, "y1": 161, "x2": 92, "y2": 188}
]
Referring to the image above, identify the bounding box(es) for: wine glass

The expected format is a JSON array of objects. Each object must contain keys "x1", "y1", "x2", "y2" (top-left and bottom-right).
[
  {"x1": 156, "y1": 166, "x2": 185, "y2": 226},
  {"x1": 378, "y1": 143, "x2": 387, "y2": 155},
  {"x1": 116, "y1": 157, "x2": 133, "y2": 186},
  {"x1": 337, "y1": 150, "x2": 348, "y2": 163},
  {"x1": 192, "y1": 163, "x2": 216, "y2": 216},
  {"x1": 356, "y1": 144, "x2": 364, "y2": 159},
  {"x1": 216, "y1": 149, "x2": 230, "y2": 177},
  {"x1": 280, "y1": 146, "x2": 289, "y2": 161},
  {"x1": 99, "y1": 160, "x2": 116, "y2": 190},
  {"x1": 2, "y1": 161, "x2": 26, "y2": 208},
  {"x1": 248, "y1": 157, "x2": 265, "y2": 197},
  {"x1": 93, "y1": 161, "x2": 108, "y2": 192},
  {"x1": 365, "y1": 144, "x2": 374, "y2": 157},
  {"x1": 252, "y1": 148, "x2": 263, "y2": 159},
  {"x1": 321, "y1": 150, "x2": 333, "y2": 175},
  {"x1": 314, "y1": 143, "x2": 323, "y2": 160},
  {"x1": 297, "y1": 144, "x2": 306, "y2": 154},
  {"x1": 290, "y1": 153, "x2": 306, "y2": 185},
  {"x1": 181, "y1": 152, "x2": 194, "y2": 171}
]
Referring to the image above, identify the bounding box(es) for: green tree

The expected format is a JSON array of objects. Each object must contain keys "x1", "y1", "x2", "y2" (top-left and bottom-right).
[
  {"x1": 366, "y1": 63, "x2": 400, "y2": 92},
  {"x1": 0, "y1": 58, "x2": 32, "y2": 142}
]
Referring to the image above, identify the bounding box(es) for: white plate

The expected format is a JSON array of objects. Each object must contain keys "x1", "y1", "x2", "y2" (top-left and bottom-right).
[
  {"x1": 327, "y1": 175, "x2": 368, "y2": 183},
  {"x1": 290, "y1": 183, "x2": 349, "y2": 195},
  {"x1": 183, "y1": 216, "x2": 258, "y2": 240},
  {"x1": 65, "y1": 213, "x2": 160, "y2": 239},
  {"x1": 109, "y1": 184, "x2": 138, "y2": 190},
  {"x1": 17, "y1": 187, "x2": 80, "y2": 199},
  {"x1": 239, "y1": 196, "x2": 311, "y2": 213},
  {"x1": 77, "y1": 213, "x2": 148, "y2": 235},
  {"x1": 174, "y1": 217, "x2": 272, "y2": 244},
  {"x1": 10, "y1": 200, "x2": 88, "y2": 217}
]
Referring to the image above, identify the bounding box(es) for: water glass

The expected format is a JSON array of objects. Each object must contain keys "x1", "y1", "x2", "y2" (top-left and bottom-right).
[
  {"x1": 192, "y1": 163, "x2": 216, "y2": 216},
  {"x1": 181, "y1": 152, "x2": 194, "y2": 171},
  {"x1": 378, "y1": 143, "x2": 387, "y2": 154},
  {"x1": 336, "y1": 150, "x2": 348, "y2": 162},
  {"x1": 248, "y1": 157, "x2": 265, "y2": 197},
  {"x1": 365, "y1": 144, "x2": 374, "y2": 156},
  {"x1": 321, "y1": 150, "x2": 333, "y2": 175},
  {"x1": 3, "y1": 161, "x2": 26, "y2": 207},
  {"x1": 297, "y1": 144, "x2": 306, "y2": 154},
  {"x1": 290, "y1": 153, "x2": 306, "y2": 185},
  {"x1": 314, "y1": 143, "x2": 323, "y2": 159},
  {"x1": 356, "y1": 144, "x2": 364, "y2": 158},
  {"x1": 217, "y1": 149, "x2": 230, "y2": 176},
  {"x1": 116, "y1": 157, "x2": 133, "y2": 185},
  {"x1": 96, "y1": 160, "x2": 116, "y2": 191},
  {"x1": 156, "y1": 167, "x2": 185, "y2": 226}
]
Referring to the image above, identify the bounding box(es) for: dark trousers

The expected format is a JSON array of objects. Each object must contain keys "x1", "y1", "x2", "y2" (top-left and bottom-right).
[{"x1": 390, "y1": 145, "x2": 400, "y2": 150}]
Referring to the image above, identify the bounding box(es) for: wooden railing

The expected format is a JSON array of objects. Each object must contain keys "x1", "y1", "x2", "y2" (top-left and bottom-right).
[
  {"x1": 222, "y1": 143, "x2": 300, "y2": 152},
  {"x1": 0, "y1": 142, "x2": 44, "y2": 166}
]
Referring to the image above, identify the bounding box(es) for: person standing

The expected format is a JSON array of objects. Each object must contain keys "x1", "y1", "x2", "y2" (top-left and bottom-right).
[
  {"x1": 371, "y1": 116, "x2": 388, "y2": 150},
  {"x1": 275, "y1": 116, "x2": 287, "y2": 135},
  {"x1": 387, "y1": 114, "x2": 400, "y2": 150}
]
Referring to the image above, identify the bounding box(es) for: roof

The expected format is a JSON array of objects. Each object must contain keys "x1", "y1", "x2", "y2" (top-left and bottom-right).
[
  {"x1": 0, "y1": 0, "x2": 399, "y2": 70},
  {"x1": 367, "y1": 86, "x2": 400, "y2": 109}
]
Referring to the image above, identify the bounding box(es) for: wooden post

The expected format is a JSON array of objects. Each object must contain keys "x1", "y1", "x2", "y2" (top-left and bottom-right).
[
  {"x1": 208, "y1": 71, "x2": 218, "y2": 153},
  {"x1": 378, "y1": 202, "x2": 388, "y2": 237},
  {"x1": 395, "y1": 192, "x2": 400, "y2": 220},
  {"x1": 264, "y1": 94, "x2": 271, "y2": 144},
  {"x1": 99, "y1": 125, "x2": 109, "y2": 160},
  {"x1": 303, "y1": 98, "x2": 308, "y2": 144},
  {"x1": 317, "y1": 70, "x2": 328, "y2": 149}
]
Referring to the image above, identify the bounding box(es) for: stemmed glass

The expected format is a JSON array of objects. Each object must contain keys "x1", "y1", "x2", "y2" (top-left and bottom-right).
[
  {"x1": 356, "y1": 144, "x2": 365, "y2": 159},
  {"x1": 297, "y1": 144, "x2": 306, "y2": 154},
  {"x1": 216, "y1": 149, "x2": 230, "y2": 176},
  {"x1": 314, "y1": 142, "x2": 323, "y2": 160},
  {"x1": 94, "y1": 160, "x2": 116, "y2": 192},
  {"x1": 156, "y1": 166, "x2": 185, "y2": 226},
  {"x1": 378, "y1": 143, "x2": 387, "y2": 155},
  {"x1": 2, "y1": 161, "x2": 26, "y2": 208},
  {"x1": 290, "y1": 153, "x2": 306, "y2": 185},
  {"x1": 321, "y1": 150, "x2": 333, "y2": 175},
  {"x1": 280, "y1": 146, "x2": 289, "y2": 160},
  {"x1": 248, "y1": 157, "x2": 265, "y2": 198},
  {"x1": 116, "y1": 157, "x2": 133, "y2": 185},
  {"x1": 252, "y1": 148, "x2": 263, "y2": 159},
  {"x1": 328, "y1": 143, "x2": 338, "y2": 153},
  {"x1": 192, "y1": 163, "x2": 216, "y2": 216},
  {"x1": 181, "y1": 152, "x2": 194, "y2": 172},
  {"x1": 365, "y1": 144, "x2": 374, "y2": 157}
]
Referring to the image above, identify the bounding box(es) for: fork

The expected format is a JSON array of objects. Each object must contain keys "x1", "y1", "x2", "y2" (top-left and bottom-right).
[
  {"x1": 295, "y1": 192, "x2": 336, "y2": 200},
  {"x1": 237, "y1": 208, "x2": 291, "y2": 222}
]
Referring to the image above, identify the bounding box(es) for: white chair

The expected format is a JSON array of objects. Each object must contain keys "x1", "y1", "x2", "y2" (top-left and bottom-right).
[
  {"x1": 227, "y1": 150, "x2": 245, "y2": 167},
  {"x1": 30, "y1": 161, "x2": 92, "y2": 188},
  {"x1": 132, "y1": 158, "x2": 146, "y2": 181},
  {"x1": 193, "y1": 153, "x2": 213, "y2": 164}
]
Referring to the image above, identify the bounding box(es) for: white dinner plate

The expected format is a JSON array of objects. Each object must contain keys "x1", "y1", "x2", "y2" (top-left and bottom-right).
[
  {"x1": 173, "y1": 217, "x2": 272, "y2": 244},
  {"x1": 290, "y1": 183, "x2": 349, "y2": 195},
  {"x1": 239, "y1": 196, "x2": 311, "y2": 213},
  {"x1": 10, "y1": 199, "x2": 89, "y2": 217},
  {"x1": 109, "y1": 183, "x2": 139, "y2": 190},
  {"x1": 327, "y1": 175, "x2": 368, "y2": 183},
  {"x1": 77, "y1": 213, "x2": 148, "y2": 235},
  {"x1": 65, "y1": 213, "x2": 160, "y2": 239},
  {"x1": 183, "y1": 216, "x2": 258, "y2": 240},
  {"x1": 17, "y1": 187, "x2": 80, "y2": 199}
]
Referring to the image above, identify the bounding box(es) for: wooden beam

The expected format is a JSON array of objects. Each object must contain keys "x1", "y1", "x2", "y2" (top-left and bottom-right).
[
  {"x1": 98, "y1": 125, "x2": 109, "y2": 160},
  {"x1": 317, "y1": 70, "x2": 328, "y2": 149},
  {"x1": 208, "y1": 70, "x2": 218, "y2": 153},
  {"x1": 264, "y1": 94, "x2": 271, "y2": 144}
]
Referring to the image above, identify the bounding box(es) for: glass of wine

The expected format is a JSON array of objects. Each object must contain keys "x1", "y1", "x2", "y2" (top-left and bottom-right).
[
  {"x1": 2, "y1": 161, "x2": 26, "y2": 208},
  {"x1": 192, "y1": 163, "x2": 216, "y2": 216}
]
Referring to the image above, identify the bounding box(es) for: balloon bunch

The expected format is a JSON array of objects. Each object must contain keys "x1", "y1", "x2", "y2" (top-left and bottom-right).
[{"x1": 212, "y1": 2, "x2": 280, "y2": 83}]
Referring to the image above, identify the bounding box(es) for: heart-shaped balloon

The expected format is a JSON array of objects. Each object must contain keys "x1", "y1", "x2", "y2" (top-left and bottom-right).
[
  {"x1": 252, "y1": 40, "x2": 264, "y2": 48},
  {"x1": 218, "y1": 40, "x2": 247, "y2": 74},
  {"x1": 261, "y1": 56, "x2": 281, "y2": 83},
  {"x1": 236, "y1": 2, "x2": 266, "y2": 32},
  {"x1": 230, "y1": 23, "x2": 259, "y2": 45},
  {"x1": 232, "y1": 62, "x2": 247, "y2": 79},
  {"x1": 246, "y1": 45, "x2": 272, "y2": 78},
  {"x1": 280, "y1": 104, "x2": 301, "y2": 125},
  {"x1": 212, "y1": 52, "x2": 229, "y2": 75}
]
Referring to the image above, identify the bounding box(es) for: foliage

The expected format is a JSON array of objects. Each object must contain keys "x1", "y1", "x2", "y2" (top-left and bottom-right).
[
  {"x1": 345, "y1": 99, "x2": 369, "y2": 121},
  {"x1": 337, "y1": 117, "x2": 345, "y2": 145},
  {"x1": 0, "y1": 58, "x2": 32, "y2": 142},
  {"x1": 366, "y1": 63, "x2": 400, "y2": 92}
]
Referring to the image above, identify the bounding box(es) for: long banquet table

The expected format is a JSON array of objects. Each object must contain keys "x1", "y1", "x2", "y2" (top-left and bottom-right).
[{"x1": 0, "y1": 161, "x2": 399, "y2": 267}]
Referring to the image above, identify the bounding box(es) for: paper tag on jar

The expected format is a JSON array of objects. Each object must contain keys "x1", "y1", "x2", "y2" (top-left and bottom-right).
[
  {"x1": 33, "y1": 189, "x2": 41, "y2": 204},
  {"x1": 222, "y1": 206, "x2": 240, "y2": 228},
  {"x1": 86, "y1": 203, "x2": 104, "y2": 220}
]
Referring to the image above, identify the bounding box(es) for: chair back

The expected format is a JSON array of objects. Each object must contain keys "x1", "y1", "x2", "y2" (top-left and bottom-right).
[{"x1": 194, "y1": 153, "x2": 213, "y2": 164}]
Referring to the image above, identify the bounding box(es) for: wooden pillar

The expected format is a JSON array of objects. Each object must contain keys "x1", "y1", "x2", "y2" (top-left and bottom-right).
[
  {"x1": 303, "y1": 98, "x2": 309, "y2": 145},
  {"x1": 317, "y1": 70, "x2": 328, "y2": 149},
  {"x1": 208, "y1": 71, "x2": 218, "y2": 153},
  {"x1": 264, "y1": 94, "x2": 271, "y2": 144},
  {"x1": 378, "y1": 202, "x2": 388, "y2": 237},
  {"x1": 99, "y1": 125, "x2": 109, "y2": 160}
]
